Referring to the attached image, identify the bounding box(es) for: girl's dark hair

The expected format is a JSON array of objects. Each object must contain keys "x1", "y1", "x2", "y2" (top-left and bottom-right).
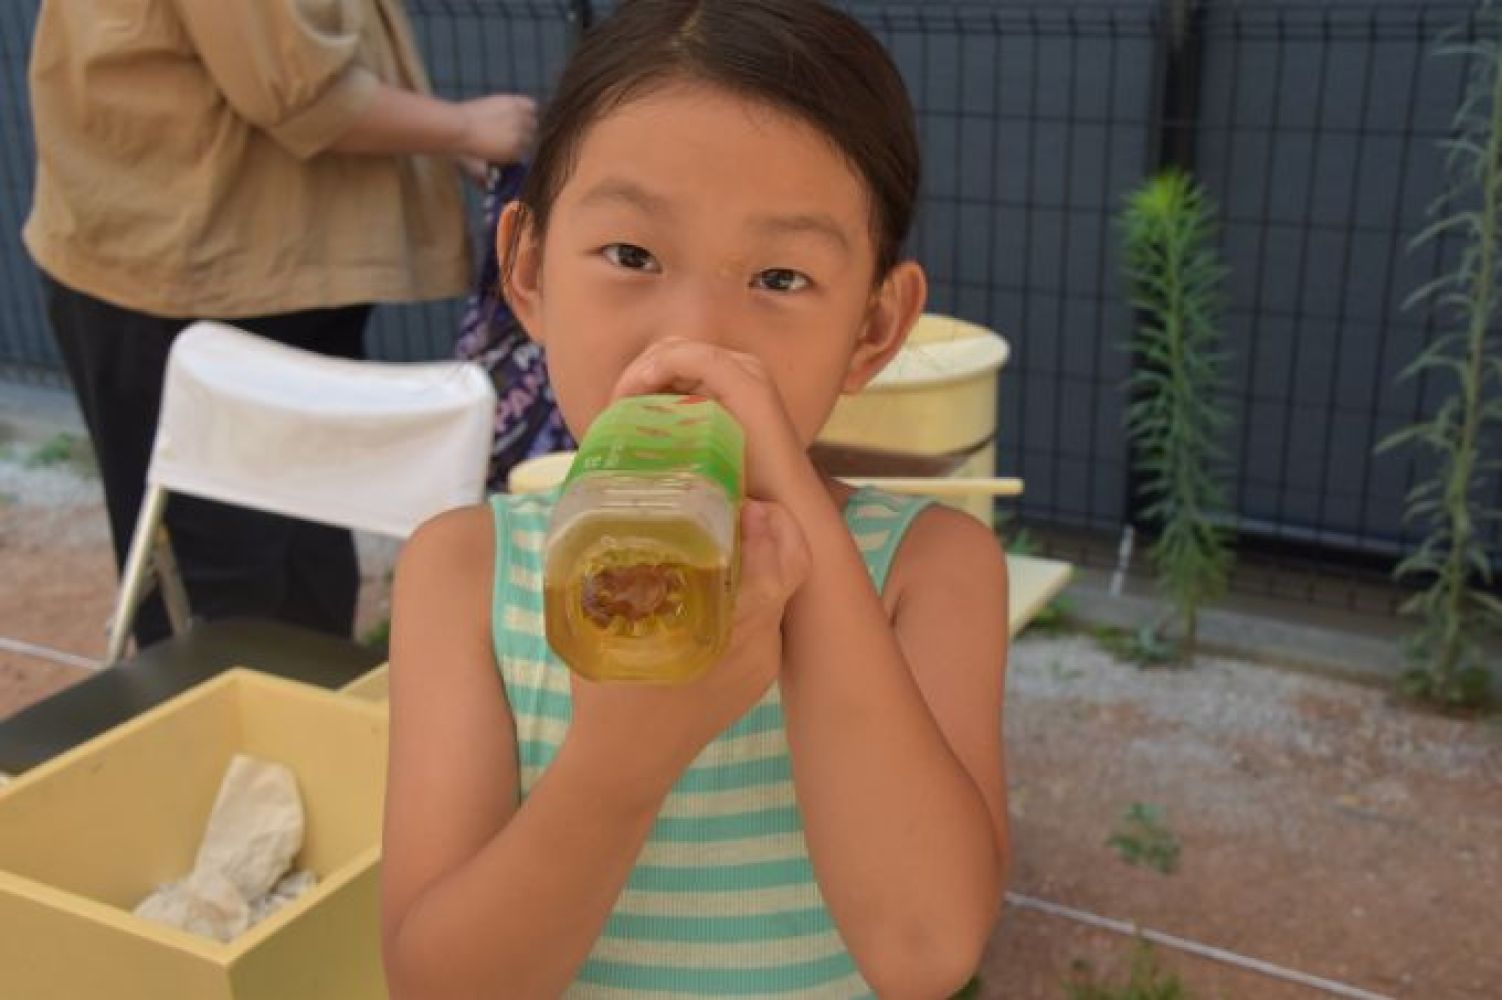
[{"x1": 514, "y1": 0, "x2": 920, "y2": 280}]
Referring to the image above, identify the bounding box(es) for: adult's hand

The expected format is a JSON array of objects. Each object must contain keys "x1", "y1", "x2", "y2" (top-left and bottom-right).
[
  {"x1": 457, "y1": 95, "x2": 538, "y2": 166},
  {"x1": 329, "y1": 85, "x2": 536, "y2": 168}
]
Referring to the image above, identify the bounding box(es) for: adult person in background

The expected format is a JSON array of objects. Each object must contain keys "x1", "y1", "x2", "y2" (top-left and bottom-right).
[{"x1": 22, "y1": 0, "x2": 536, "y2": 652}]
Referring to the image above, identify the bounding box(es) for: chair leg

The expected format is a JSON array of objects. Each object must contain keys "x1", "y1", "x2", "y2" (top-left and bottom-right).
[
  {"x1": 105, "y1": 486, "x2": 171, "y2": 665},
  {"x1": 152, "y1": 528, "x2": 193, "y2": 635}
]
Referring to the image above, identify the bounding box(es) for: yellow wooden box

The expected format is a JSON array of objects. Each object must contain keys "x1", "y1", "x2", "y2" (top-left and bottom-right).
[
  {"x1": 0, "y1": 669, "x2": 389, "y2": 1000},
  {"x1": 341, "y1": 666, "x2": 390, "y2": 705}
]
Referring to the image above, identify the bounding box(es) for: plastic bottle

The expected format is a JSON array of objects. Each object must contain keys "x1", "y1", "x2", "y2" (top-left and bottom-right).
[{"x1": 543, "y1": 394, "x2": 744, "y2": 683}]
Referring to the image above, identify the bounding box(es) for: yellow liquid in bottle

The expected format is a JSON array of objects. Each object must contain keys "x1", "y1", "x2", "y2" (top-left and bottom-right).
[{"x1": 544, "y1": 513, "x2": 736, "y2": 683}]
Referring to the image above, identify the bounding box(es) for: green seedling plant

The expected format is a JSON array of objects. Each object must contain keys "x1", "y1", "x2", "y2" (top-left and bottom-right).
[
  {"x1": 1091, "y1": 623, "x2": 1182, "y2": 668},
  {"x1": 1025, "y1": 596, "x2": 1076, "y2": 637},
  {"x1": 1120, "y1": 171, "x2": 1236, "y2": 663},
  {"x1": 1107, "y1": 802, "x2": 1181, "y2": 875},
  {"x1": 1066, "y1": 941, "x2": 1192, "y2": 1000},
  {"x1": 360, "y1": 617, "x2": 391, "y2": 659},
  {"x1": 1378, "y1": 3, "x2": 1502, "y2": 710},
  {"x1": 25, "y1": 432, "x2": 97, "y2": 477}
]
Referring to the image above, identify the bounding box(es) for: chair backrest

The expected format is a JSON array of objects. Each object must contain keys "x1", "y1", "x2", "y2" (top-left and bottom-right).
[{"x1": 150, "y1": 321, "x2": 496, "y2": 538}]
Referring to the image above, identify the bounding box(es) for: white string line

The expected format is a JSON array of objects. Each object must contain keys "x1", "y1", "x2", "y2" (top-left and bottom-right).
[
  {"x1": 1006, "y1": 892, "x2": 1397, "y2": 1000},
  {"x1": 0, "y1": 635, "x2": 103, "y2": 671}
]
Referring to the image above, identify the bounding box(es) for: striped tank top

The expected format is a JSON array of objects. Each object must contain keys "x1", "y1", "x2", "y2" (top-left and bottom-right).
[{"x1": 489, "y1": 486, "x2": 933, "y2": 997}]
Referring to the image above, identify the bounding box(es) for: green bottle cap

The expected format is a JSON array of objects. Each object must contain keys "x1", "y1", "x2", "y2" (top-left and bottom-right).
[{"x1": 564, "y1": 394, "x2": 745, "y2": 501}]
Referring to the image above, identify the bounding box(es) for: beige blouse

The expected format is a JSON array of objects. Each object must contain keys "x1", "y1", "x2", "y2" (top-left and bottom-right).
[{"x1": 23, "y1": 0, "x2": 471, "y2": 319}]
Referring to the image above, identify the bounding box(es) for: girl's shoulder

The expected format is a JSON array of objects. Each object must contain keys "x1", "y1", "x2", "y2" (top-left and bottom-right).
[
  {"x1": 881, "y1": 498, "x2": 1009, "y2": 613},
  {"x1": 397, "y1": 501, "x2": 500, "y2": 597},
  {"x1": 389, "y1": 501, "x2": 505, "y2": 694},
  {"x1": 400, "y1": 492, "x2": 557, "y2": 579}
]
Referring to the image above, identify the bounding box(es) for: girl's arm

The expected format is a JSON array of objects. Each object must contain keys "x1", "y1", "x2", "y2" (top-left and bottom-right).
[
  {"x1": 780, "y1": 486, "x2": 1011, "y2": 1000},
  {"x1": 381, "y1": 498, "x2": 807, "y2": 998},
  {"x1": 608, "y1": 337, "x2": 1010, "y2": 998},
  {"x1": 379, "y1": 506, "x2": 668, "y2": 999}
]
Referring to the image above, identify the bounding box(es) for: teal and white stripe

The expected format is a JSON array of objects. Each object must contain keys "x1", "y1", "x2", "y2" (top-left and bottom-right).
[{"x1": 489, "y1": 486, "x2": 931, "y2": 997}]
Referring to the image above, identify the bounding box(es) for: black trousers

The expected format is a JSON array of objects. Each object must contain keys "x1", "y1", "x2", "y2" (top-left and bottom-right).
[{"x1": 42, "y1": 274, "x2": 371, "y2": 650}]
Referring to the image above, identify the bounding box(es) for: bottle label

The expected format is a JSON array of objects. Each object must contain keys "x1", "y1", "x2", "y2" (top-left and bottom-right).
[{"x1": 564, "y1": 394, "x2": 745, "y2": 501}]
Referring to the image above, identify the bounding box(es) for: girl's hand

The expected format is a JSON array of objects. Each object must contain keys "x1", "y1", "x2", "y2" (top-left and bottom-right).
[
  {"x1": 609, "y1": 339, "x2": 820, "y2": 504},
  {"x1": 564, "y1": 498, "x2": 810, "y2": 799}
]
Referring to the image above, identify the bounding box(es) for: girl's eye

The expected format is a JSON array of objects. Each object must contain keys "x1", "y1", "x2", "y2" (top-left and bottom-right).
[
  {"x1": 753, "y1": 269, "x2": 811, "y2": 293},
  {"x1": 602, "y1": 243, "x2": 660, "y2": 272}
]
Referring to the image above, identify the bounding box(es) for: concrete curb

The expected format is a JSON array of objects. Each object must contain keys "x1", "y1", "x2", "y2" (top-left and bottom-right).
[{"x1": 1029, "y1": 565, "x2": 1502, "y2": 700}]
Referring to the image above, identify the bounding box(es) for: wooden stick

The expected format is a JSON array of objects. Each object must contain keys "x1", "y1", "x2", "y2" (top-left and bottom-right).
[{"x1": 843, "y1": 477, "x2": 1025, "y2": 498}]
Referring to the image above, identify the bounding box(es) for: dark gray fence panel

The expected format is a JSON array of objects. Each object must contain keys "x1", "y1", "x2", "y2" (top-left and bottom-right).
[
  {"x1": 858, "y1": 5, "x2": 1158, "y2": 533},
  {"x1": 1195, "y1": 3, "x2": 1493, "y2": 563},
  {"x1": 0, "y1": 0, "x2": 50, "y2": 384}
]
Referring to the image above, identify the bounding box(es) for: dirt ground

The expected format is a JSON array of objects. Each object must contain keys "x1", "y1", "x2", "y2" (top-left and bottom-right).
[{"x1": 2, "y1": 457, "x2": 1499, "y2": 999}]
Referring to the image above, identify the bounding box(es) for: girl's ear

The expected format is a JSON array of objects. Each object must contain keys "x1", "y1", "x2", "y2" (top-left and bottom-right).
[
  {"x1": 498, "y1": 201, "x2": 545, "y2": 345},
  {"x1": 843, "y1": 261, "x2": 928, "y2": 393}
]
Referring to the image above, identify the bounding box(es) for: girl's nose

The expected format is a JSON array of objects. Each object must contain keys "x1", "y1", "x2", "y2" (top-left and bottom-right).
[{"x1": 657, "y1": 271, "x2": 741, "y2": 349}]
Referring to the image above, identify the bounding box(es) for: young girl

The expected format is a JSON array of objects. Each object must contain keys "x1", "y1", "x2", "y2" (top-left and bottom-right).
[{"x1": 381, "y1": 2, "x2": 1011, "y2": 996}]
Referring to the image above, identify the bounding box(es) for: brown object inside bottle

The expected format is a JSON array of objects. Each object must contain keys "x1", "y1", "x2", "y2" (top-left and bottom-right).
[{"x1": 581, "y1": 564, "x2": 684, "y2": 628}]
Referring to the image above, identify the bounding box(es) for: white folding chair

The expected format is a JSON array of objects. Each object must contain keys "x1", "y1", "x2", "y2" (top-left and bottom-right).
[{"x1": 104, "y1": 321, "x2": 496, "y2": 665}]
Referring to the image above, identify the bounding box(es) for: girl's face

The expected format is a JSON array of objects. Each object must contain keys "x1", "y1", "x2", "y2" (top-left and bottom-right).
[{"x1": 501, "y1": 81, "x2": 926, "y2": 444}]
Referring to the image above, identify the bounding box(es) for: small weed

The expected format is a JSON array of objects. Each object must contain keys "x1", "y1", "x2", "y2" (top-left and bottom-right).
[
  {"x1": 1066, "y1": 942, "x2": 1191, "y2": 1000},
  {"x1": 949, "y1": 975, "x2": 982, "y2": 999},
  {"x1": 1398, "y1": 665, "x2": 1494, "y2": 713},
  {"x1": 26, "y1": 433, "x2": 97, "y2": 476},
  {"x1": 993, "y1": 511, "x2": 1040, "y2": 557},
  {"x1": 26, "y1": 433, "x2": 76, "y2": 467},
  {"x1": 1091, "y1": 624, "x2": 1183, "y2": 668},
  {"x1": 1006, "y1": 527, "x2": 1041, "y2": 558},
  {"x1": 360, "y1": 617, "x2": 391, "y2": 658},
  {"x1": 1108, "y1": 803, "x2": 1181, "y2": 874},
  {"x1": 1024, "y1": 595, "x2": 1077, "y2": 637}
]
